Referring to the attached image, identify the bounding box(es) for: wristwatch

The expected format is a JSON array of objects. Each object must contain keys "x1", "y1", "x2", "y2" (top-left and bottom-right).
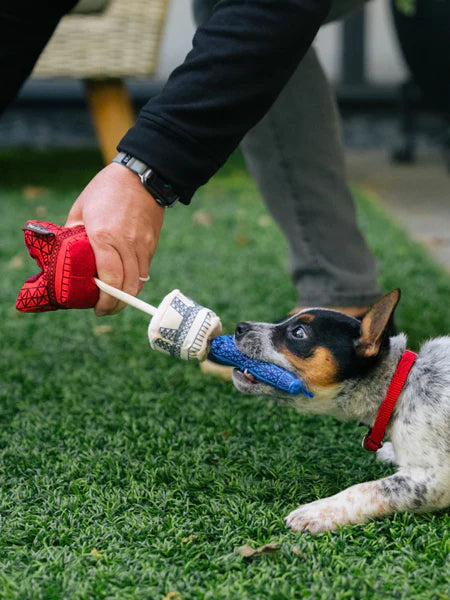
[{"x1": 112, "y1": 152, "x2": 180, "y2": 207}]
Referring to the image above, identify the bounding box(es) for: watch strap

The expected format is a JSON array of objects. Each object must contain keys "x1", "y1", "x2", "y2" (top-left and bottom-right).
[
  {"x1": 113, "y1": 152, "x2": 148, "y2": 178},
  {"x1": 113, "y1": 152, "x2": 179, "y2": 207}
]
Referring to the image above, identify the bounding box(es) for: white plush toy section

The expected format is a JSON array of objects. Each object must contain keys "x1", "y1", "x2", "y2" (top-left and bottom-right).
[{"x1": 94, "y1": 279, "x2": 222, "y2": 362}]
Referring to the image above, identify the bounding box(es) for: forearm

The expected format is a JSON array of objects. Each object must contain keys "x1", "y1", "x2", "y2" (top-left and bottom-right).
[
  {"x1": 0, "y1": 1, "x2": 77, "y2": 114},
  {"x1": 119, "y1": 0, "x2": 331, "y2": 203}
]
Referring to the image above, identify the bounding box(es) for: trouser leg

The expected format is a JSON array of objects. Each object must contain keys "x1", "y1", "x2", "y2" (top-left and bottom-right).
[
  {"x1": 193, "y1": 0, "x2": 381, "y2": 307},
  {"x1": 241, "y1": 46, "x2": 381, "y2": 307}
]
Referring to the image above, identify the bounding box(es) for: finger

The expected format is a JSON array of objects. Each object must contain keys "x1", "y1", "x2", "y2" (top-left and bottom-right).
[
  {"x1": 137, "y1": 242, "x2": 151, "y2": 284},
  {"x1": 106, "y1": 299, "x2": 127, "y2": 316},
  {"x1": 120, "y1": 247, "x2": 141, "y2": 302},
  {"x1": 90, "y1": 237, "x2": 124, "y2": 316}
]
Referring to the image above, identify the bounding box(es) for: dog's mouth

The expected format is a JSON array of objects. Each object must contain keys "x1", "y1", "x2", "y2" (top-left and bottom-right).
[
  {"x1": 233, "y1": 367, "x2": 259, "y2": 385},
  {"x1": 231, "y1": 366, "x2": 283, "y2": 397},
  {"x1": 231, "y1": 336, "x2": 305, "y2": 397}
]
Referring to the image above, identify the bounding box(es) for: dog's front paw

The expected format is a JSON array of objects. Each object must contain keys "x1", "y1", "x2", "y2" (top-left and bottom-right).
[
  {"x1": 376, "y1": 442, "x2": 397, "y2": 465},
  {"x1": 285, "y1": 499, "x2": 346, "y2": 534}
]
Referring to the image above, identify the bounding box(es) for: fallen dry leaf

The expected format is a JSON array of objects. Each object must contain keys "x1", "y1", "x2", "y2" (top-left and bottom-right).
[
  {"x1": 192, "y1": 210, "x2": 214, "y2": 227},
  {"x1": 23, "y1": 185, "x2": 48, "y2": 200},
  {"x1": 222, "y1": 430, "x2": 230, "y2": 441},
  {"x1": 9, "y1": 255, "x2": 24, "y2": 269},
  {"x1": 90, "y1": 548, "x2": 102, "y2": 559},
  {"x1": 163, "y1": 593, "x2": 182, "y2": 600},
  {"x1": 292, "y1": 546, "x2": 306, "y2": 558},
  {"x1": 94, "y1": 324, "x2": 113, "y2": 336},
  {"x1": 182, "y1": 534, "x2": 198, "y2": 543},
  {"x1": 236, "y1": 233, "x2": 249, "y2": 247},
  {"x1": 236, "y1": 542, "x2": 280, "y2": 558},
  {"x1": 34, "y1": 205, "x2": 48, "y2": 218}
]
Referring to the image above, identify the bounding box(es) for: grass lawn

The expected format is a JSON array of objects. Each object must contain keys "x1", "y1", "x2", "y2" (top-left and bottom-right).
[{"x1": 1, "y1": 149, "x2": 449, "y2": 599}]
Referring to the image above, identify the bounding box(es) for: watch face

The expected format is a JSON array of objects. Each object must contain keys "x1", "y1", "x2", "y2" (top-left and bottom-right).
[{"x1": 144, "y1": 170, "x2": 178, "y2": 207}]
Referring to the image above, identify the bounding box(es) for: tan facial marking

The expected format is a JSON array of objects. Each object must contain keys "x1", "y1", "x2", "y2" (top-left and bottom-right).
[
  {"x1": 281, "y1": 346, "x2": 339, "y2": 388},
  {"x1": 297, "y1": 313, "x2": 315, "y2": 323}
]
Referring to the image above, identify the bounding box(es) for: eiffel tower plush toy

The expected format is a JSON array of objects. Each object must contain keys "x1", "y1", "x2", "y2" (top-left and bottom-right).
[{"x1": 16, "y1": 220, "x2": 310, "y2": 395}]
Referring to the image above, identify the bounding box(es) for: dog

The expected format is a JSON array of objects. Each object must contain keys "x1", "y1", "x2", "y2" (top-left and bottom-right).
[{"x1": 231, "y1": 289, "x2": 450, "y2": 533}]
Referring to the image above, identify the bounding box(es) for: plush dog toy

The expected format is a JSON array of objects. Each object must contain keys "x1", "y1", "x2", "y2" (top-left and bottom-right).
[{"x1": 16, "y1": 220, "x2": 310, "y2": 394}]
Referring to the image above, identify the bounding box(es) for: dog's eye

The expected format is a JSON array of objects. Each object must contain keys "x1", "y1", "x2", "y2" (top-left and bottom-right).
[{"x1": 293, "y1": 326, "x2": 307, "y2": 339}]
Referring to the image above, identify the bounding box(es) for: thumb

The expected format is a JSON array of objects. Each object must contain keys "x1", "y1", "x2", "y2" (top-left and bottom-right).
[{"x1": 65, "y1": 200, "x2": 84, "y2": 227}]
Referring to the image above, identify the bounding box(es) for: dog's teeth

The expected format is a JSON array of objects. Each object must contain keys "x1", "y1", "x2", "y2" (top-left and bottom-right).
[{"x1": 244, "y1": 368, "x2": 249, "y2": 375}]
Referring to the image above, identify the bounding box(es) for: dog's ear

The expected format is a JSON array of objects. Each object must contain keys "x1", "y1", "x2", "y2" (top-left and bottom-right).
[{"x1": 355, "y1": 289, "x2": 400, "y2": 358}]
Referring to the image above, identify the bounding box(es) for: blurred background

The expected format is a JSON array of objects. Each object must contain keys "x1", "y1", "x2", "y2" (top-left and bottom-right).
[{"x1": 1, "y1": 0, "x2": 449, "y2": 267}]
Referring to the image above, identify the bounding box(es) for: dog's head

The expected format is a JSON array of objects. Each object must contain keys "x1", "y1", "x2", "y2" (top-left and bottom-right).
[{"x1": 232, "y1": 290, "x2": 400, "y2": 401}]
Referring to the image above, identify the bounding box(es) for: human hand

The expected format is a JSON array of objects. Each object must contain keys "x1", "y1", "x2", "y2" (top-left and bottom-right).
[{"x1": 65, "y1": 163, "x2": 165, "y2": 316}]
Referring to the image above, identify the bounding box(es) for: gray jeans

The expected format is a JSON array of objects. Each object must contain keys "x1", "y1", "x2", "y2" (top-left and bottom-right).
[{"x1": 193, "y1": 0, "x2": 381, "y2": 307}]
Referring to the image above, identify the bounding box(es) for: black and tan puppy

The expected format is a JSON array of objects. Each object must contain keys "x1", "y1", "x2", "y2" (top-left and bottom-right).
[{"x1": 232, "y1": 290, "x2": 450, "y2": 533}]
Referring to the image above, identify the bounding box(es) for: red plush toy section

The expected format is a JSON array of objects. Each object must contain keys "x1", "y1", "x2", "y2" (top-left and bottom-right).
[{"x1": 16, "y1": 221, "x2": 99, "y2": 313}]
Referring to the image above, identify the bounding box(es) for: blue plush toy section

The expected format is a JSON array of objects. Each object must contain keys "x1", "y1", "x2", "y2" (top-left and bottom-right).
[{"x1": 208, "y1": 335, "x2": 313, "y2": 398}]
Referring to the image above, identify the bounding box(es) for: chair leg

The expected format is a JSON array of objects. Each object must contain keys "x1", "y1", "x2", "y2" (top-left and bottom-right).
[{"x1": 85, "y1": 78, "x2": 135, "y2": 165}]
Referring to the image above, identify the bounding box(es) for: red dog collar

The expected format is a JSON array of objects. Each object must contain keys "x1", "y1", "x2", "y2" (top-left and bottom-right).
[{"x1": 362, "y1": 349, "x2": 417, "y2": 452}]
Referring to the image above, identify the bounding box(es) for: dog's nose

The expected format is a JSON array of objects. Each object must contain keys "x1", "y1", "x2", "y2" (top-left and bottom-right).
[{"x1": 235, "y1": 321, "x2": 252, "y2": 339}]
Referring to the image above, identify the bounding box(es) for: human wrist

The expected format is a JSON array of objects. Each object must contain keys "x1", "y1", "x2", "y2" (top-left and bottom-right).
[
  {"x1": 107, "y1": 163, "x2": 165, "y2": 219},
  {"x1": 112, "y1": 152, "x2": 180, "y2": 208}
]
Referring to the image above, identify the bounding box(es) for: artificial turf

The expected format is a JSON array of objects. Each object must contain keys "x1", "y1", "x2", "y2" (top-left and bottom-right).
[{"x1": 1, "y1": 149, "x2": 449, "y2": 599}]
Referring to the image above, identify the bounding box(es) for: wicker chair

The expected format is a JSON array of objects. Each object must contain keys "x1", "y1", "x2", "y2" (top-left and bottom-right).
[{"x1": 32, "y1": 0, "x2": 170, "y2": 163}]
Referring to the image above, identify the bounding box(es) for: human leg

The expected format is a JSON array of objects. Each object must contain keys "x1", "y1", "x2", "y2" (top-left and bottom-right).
[{"x1": 241, "y1": 45, "x2": 381, "y2": 308}]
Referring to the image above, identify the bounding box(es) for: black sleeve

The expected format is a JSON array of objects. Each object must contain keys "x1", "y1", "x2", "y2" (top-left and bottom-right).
[
  {"x1": 118, "y1": 0, "x2": 331, "y2": 204},
  {"x1": 0, "y1": 1, "x2": 78, "y2": 114}
]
